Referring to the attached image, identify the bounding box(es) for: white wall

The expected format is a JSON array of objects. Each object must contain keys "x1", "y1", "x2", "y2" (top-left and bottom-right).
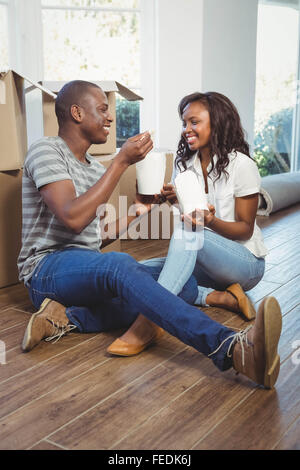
[
  {"x1": 153, "y1": 0, "x2": 258, "y2": 152},
  {"x1": 9, "y1": 0, "x2": 44, "y2": 147},
  {"x1": 201, "y1": 0, "x2": 259, "y2": 149},
  {"x1": 154, "y1": 0, "x2": 204, "y2": 150}
]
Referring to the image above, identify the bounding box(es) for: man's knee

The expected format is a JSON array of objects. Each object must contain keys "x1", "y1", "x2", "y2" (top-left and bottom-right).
[{"x1": 103, "y1": 251, "x2": 137, "y2": 268}]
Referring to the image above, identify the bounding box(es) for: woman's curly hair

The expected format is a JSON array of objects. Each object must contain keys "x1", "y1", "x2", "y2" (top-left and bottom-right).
[{"x1": 175, "y1": 92, "x2": 252, "y2": 181}]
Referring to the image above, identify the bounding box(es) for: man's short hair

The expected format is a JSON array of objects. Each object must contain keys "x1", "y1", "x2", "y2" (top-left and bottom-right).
[{"x1": 55, "y1": 80, "x2": 101, "y2": 126}]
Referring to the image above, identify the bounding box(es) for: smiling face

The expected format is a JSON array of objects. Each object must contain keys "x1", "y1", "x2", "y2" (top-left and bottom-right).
[
  {"x1": 181, "y1": 101, "x2": 211, "y2": 153},
  {"x1": 77, "y1": 87, "x2": 113, "y2": 145}
]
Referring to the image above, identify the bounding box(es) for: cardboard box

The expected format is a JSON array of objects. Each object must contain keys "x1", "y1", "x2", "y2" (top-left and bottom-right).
[
  {"x1": 41, "y1": 80, "x2": 143, "y2": 156},
  {"x1": 0, "y1": 70, "x2": 27, "y2": 171},
  {"x1": 0, "y1": 70, "x2": 57, "y2": 171},
  {"x1": 0, "y1": 170, "x2": 23, "y2": 288},
  {"x1": 95, "y1": 151, "x2": 175, "y2": 240},
  {"x1": 0, "y1": 161, "x2": 120, "y2": 290},
  {"x1": 97, "y1": 157, "x2": 121, "y2": 253}
]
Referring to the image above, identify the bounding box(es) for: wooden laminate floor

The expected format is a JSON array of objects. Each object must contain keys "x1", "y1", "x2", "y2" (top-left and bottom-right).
[{"x1": 0, "y1": 204, "x2": 300, "y2": 450}]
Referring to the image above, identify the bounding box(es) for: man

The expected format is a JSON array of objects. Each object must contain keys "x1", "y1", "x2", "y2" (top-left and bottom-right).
[{"x1": 18, "y1": 80, "x2": 282, "y2": 389}]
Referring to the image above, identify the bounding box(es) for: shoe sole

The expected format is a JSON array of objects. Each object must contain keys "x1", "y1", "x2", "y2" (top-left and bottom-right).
[
  {"x1": 107, "y1": 341, "x2": 152, "y2": 357},
  {"x1": 263, "y1": 297, "x2": 282, "y2": 389},
  {"x1": 227, "y1": 283, "x2": 256, "y2": 320},
  {"x1": 21, "y1": 298, "x2": 52, "y2": 352},
  {"x1": 243, "y1": 296, "x2": 256, "y2": 321}
]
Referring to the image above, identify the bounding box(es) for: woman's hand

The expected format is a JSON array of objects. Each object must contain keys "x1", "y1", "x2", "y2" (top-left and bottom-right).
[
  {"x1": 204, "y1": 204, "x2": 216, "y2": 226},
  {"x1": 160, "y1": 183, "x2": 178, "y2": 205},
  {"x1": 181, "y1": 204, "x2": 216, "y2": 230},
  {"x1": 133, "y1": 187, "x2": 165, "y2": 217}
]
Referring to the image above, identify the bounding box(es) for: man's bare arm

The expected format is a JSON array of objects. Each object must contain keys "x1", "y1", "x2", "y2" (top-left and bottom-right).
[{"x1": 40, "y1": 133, "x2": 153, "y2": 234}]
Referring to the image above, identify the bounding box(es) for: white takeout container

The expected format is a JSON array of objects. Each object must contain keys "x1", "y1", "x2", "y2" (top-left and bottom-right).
[
  {"x1": 136, "y1": 151, "x2": 166, "y2": 195},
  {"x1": 174, "y1": 170, "x2": 208, "y2": 214}
]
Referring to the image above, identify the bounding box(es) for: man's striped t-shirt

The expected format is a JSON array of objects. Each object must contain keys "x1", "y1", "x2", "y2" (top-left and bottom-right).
[{"x1": 18, "y1": 136, "x2": 107, "y2": 285}]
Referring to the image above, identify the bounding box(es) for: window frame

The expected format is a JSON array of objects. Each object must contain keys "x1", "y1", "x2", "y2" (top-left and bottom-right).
[
  {"x1": 5, "y1": 0, "x2": 157, "y2": 143},
  {"x1": 41, "y1": 2, "x2": 141, "y2": 14},
  {"x1": 291, "y1": 3, "x2": 300, "y2": 171},
  {"x1": 255, "y1": 0, "x2": 300, "y2": 174},
  {"x1": 40, "y1": 0, "x2": 155, "y2": 136},
  {"x1": 40, "y1": 0, "x2": 143, "y2": 90}
]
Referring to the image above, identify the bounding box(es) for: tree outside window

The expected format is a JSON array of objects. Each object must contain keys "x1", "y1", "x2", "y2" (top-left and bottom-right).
[
  {"x1": 42, "y1": 0, "x2": 141, "y2": 146},
  {"x1": 254, "y1": 2, "x2": 299, "y2": 176}
]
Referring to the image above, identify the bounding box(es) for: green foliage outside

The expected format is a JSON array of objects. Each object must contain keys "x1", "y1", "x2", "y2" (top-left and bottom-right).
[
  {"x1": 254, "y1": 107, "x2": 293, "y2": 176},
  {"x1": 116, "y1": 97, "x2": 140, "y2": 147}
]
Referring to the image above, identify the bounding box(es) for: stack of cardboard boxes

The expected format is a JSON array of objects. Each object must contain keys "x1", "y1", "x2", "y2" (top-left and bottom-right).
[
  {"x1": 0, "y1": 70, "x2": 30, "y2": 289},
  {"x1": 0, "y1": 72, "x2": 174, "y2": 289}
]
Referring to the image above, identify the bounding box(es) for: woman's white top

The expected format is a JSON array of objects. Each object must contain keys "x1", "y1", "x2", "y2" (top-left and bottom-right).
[{"x1": 171, "y1": 151, "x2": 268, "y2": 258}]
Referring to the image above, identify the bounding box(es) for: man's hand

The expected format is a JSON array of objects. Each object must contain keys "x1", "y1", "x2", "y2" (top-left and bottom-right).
[
  {"x1": 160, "y1": 183, "x2": 178, "y2": 205},
  {"x1": 117, "y1": 132, "x2": 153, "y2": 167}
]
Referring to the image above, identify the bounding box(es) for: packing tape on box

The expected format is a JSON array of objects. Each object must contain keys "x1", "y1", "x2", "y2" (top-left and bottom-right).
[{"x1": 0, "y1": 81, "x2": 5, "y2": 104}]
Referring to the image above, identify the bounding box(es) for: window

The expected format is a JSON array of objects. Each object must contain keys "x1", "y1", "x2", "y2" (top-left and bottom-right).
[
  {"x1": 254, "y1": 0, "x2": 299, "y2": 176},
  {"x1": 41, "y1": 0, "x2": 141, "y2": 147},
  {"x1": 0, "y1": 0, "x2": 9, "y2": 69}
]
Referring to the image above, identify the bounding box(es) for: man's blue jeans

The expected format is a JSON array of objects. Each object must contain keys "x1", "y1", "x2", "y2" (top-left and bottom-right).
[{"x1": 28, "y1": 247, "x2": 236, "y2": 371}]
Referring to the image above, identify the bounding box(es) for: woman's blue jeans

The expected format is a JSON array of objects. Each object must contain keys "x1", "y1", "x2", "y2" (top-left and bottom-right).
[
  {"x1": 141, "y1": 224, "x2": 265, "y2": 306},
  {"x1": 28, "y1": 247, "x2": 236, "y2": 371}
]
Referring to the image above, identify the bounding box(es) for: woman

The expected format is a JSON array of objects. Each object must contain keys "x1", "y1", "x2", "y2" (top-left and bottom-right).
[{"x1": 108, "y1": 91, "x2": 268, "y2": 354}]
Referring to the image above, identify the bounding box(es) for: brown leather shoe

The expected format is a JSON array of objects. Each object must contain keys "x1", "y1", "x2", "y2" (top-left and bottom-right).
[
  {"x1": 226, "y1": 283, "x2": 256, "y2": 320},
  {"x1": 232, "y1": 296, "x2": 282, "y2": 388},
  {"x1": 107, "y1": 327, "x2": 164, "y2": 357},
  {"x1": 22, "y1": 298, "x2": 76, "y2": 352}
]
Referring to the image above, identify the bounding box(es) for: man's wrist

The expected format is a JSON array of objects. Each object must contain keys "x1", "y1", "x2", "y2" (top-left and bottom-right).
[{"x1": 114, "y1": 150, "x2": 130, "y2": 171}]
